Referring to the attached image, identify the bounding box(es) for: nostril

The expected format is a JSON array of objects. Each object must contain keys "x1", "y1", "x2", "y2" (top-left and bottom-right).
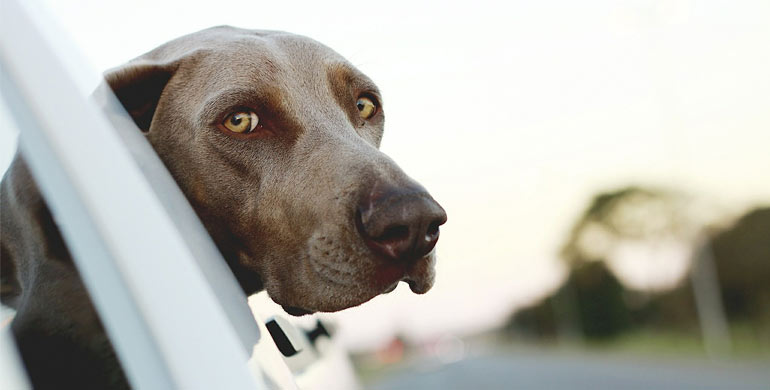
[
  {"x1": 361, "y1": 223, "x2": 412, "y2": 262},
  {"x1": 376, "y1": 225, "x2": 410, "y2": 244},
  {"x1": 426, "y1": 221, "x2": 440, "y2": 241}
]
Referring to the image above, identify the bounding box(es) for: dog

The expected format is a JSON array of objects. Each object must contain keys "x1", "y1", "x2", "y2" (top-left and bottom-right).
[{"x1": 0, "y1": 26, "x2": 446, "y2": 388}]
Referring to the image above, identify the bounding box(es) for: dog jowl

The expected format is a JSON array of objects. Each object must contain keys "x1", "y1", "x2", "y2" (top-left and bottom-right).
[{"x1": 1, "y1": 26, "x2": 445, "y2": 388}]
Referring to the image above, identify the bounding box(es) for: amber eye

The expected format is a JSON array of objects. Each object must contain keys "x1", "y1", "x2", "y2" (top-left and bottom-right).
[
  {"x1": 356, "y1": 97, "x2": 376, "y2": 119},
  {"x1": 223, "y1": 110, "x2": 259, "y2": 133}
]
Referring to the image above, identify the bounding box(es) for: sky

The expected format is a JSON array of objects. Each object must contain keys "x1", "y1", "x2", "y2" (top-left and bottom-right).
[{"x1": 2, "y1": 0, "x2": 769, "y2": 351}]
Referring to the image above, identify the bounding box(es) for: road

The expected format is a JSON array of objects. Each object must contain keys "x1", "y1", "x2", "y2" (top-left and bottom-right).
[{"x1": 369, "y1": 350, "x2": 770, "y2": 390}]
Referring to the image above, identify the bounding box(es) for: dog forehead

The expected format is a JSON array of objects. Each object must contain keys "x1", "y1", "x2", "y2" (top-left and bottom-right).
[
  {"x1": 172, "y1": 26, "x2": 346, "y2": 71},
  {"x1": 171, "y1": 27, "x2": 373, "y2": 97}
]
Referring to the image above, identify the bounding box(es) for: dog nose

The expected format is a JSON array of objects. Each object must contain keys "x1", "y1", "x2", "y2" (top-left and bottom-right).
[{"x1": 357, "y1": 184, "x2": 447, "y2": 262}]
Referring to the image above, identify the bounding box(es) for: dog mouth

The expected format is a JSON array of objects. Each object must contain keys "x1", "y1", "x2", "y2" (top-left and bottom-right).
[
  {"x1": 403, "y1": 274, "x2": 433, "y2": 294},
  {"x1": 379, "y1": 277, "x2": 429, "y2": 294},
  {"x1": 308, "y1": 245, "x2": 434, "y2": 291},
  {"x1": 265, "y1": 223, "x2": 438, "y2": 317},
  {"x1": 375, "y1": 263, "x2": 435, "y2": 295},
  {"x1": 382, "y1": 281, "x2": 399, "y2": 294},
  {"x1": 279, "y1": 251, "x2": 435, "y2": 317},
  {"x1": 282, "y1": 305, "x2": 314, "y2": 316},
  {"x1": 281, "y1": 278, "x2": 417, "y2": 317},
  {"x1": 282, "y1": 271, "x2": 400, "y2": 316}
]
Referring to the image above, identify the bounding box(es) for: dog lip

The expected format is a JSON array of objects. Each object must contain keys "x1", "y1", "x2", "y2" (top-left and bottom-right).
[
  {"x1": 283, "y1": 305, "x2": 314, "y2": 316},
  {"x1": 382, "y1": 282, "x2": 399, "y2": 294},
  {"x1": 375, "y1": 262, "x2": 408, "y2": 288},
  {"x1": 405, "y1": 278, "x2": 429, "y2": 294},
  {"x1": 401, "y1": 253, "x2": 436, "y2": 294},
  {"x1": 374, "y1": 252, "x2": 436, "y2": 295}
]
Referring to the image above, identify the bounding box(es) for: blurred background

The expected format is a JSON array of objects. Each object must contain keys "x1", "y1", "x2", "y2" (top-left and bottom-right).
[{"x1": 1, "y1": 0, "x2": 768, "y2": 388}]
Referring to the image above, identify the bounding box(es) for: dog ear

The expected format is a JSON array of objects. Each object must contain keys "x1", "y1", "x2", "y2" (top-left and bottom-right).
[{"x1": 104, "y1": 61, "x2": 176, "y2": 132}]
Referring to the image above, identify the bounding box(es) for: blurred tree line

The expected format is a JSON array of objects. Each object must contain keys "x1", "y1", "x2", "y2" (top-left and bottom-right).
[{"x1": 504, "y1": 186, "x2": 770, "y2": 353}]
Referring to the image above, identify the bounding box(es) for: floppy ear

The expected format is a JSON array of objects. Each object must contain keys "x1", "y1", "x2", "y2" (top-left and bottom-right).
[{"x1": 104, "y1": 61, "x2": 176, "y2": 132}]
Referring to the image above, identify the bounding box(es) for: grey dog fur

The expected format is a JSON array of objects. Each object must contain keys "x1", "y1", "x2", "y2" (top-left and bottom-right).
[{"x1": 0, "y1": 26, "x2": 444, "y2": 389}]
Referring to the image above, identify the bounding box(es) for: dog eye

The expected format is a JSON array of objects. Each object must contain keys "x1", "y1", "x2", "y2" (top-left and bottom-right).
[
  {"x1": 356, "y1": 97, "x2": 377, "y2": 119},
  {"x1": 223, "y1": 111, "x2": 259, "y2": 133}
]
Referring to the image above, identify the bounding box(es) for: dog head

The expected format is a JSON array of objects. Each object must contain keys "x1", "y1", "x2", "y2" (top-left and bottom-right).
[{"x1": 105, "y1": 26, "x2": 446, "y2": 315}]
